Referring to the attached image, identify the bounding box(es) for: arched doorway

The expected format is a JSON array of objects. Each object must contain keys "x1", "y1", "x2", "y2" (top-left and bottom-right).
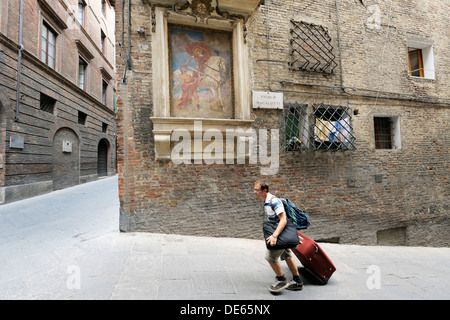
[
  {"x1": 97, "y1": 138, "x2": 109, "y2": 177},
  {"x1": 53, "y1": 128, "x2": 80, "y2": 190}
]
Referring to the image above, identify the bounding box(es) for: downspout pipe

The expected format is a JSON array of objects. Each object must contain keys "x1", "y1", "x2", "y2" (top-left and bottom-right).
[
  {"x1": 335, "y1": 0, "x2": 344, "y2": 92},
  {"x1": 121, "y1": 0, "x2": 128, "y2": 83},
  {"x1": 15, "y1": 0, "x2": 24, "y2": 122},
  {"x1": 121, "y1": 0, "x2": 132, "y2": 83}
]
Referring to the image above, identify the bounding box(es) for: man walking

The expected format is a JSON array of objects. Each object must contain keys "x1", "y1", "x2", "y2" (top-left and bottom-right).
[{"x1": 254, "y1": 180, "x2": 303, "y2": 293}]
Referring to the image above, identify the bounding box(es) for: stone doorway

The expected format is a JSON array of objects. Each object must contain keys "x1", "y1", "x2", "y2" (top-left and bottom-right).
[
  {"x1": 97, "y1": 138, "x2": 109, "y2": 177},
  {"x1": 53, "y1": 128, "x2": 80, "y2": 190}
]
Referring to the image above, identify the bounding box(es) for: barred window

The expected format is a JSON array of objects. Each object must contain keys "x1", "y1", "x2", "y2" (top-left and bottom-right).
[
  {"x1": 40, "y1": 93, "x2": 56, "y2": 114},
  {"x1": 78, "y1": 111, "x2": 87, "y2": 125},
  {"x1": 374, "y1": 116, "x2": 400, "y2": 150},
  {"x1": 289, "y1": 20, "x2": 337, "y2": 74},
  {"x1": 284, "y1": 103, "x2": 356, "y2": 152},
  {"x1": 285, "y1": 103, "x2": 309, "y2": 151},
  {"x1": 313, "y1": 105, "x2": 355, "y2": 151}
]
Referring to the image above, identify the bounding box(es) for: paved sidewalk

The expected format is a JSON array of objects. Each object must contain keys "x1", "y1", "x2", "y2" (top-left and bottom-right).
[{"x1": 0, "y1": 175, "x2": 449, "y2": 300}]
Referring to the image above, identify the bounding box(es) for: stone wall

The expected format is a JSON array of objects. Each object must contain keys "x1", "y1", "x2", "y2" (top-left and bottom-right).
[
  {"x1": 0, "y1": 0, "x2": 117, "y2": 203},
  {"x1": 115, "y1": 0, "x2": 449, "y2": 246}
]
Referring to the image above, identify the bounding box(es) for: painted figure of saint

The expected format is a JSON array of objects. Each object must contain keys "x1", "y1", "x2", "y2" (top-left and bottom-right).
[{"x1": 174, "y1": 68, "x2": 202, "y2": 110}]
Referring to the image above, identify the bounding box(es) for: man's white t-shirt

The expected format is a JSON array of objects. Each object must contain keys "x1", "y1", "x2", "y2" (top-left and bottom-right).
[{"x1": 264, "y1": 192, "x2": 285, "y2": 222}]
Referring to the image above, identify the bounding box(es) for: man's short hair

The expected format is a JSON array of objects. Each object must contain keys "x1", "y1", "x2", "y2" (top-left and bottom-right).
[{"x1": 255, "y1": 180, "x2": 269, "y2": 192}]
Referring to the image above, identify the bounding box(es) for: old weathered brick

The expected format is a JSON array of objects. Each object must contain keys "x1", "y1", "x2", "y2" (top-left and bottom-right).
[{"x1": 114, "y1": 0, "x2": 449, "y2": 246}]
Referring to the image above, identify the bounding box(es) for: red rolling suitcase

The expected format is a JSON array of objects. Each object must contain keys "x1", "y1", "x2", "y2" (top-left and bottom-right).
[{"x1": 291, "y1": 232, "x2": 336, "y2": 285}]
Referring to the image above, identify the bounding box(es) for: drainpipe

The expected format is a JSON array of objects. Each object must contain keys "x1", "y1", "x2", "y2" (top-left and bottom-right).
[
  {"x1": 121, "y1": 0, "x2": 131, "y2": 83},
  {"x1": 335, "y1": 0, "x2": 344, "y2": 92},
  {"x1": 15, "y1": 0, "x2": 24, "y2": 122}
]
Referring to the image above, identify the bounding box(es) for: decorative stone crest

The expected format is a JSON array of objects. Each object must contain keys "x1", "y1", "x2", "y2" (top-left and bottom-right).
[{"x1": 190, "y1": 0, "x2": 214, "y2": 16}]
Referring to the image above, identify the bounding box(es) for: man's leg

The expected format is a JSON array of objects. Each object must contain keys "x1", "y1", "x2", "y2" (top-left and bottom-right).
[
  {"x1": 265, "y1": 250, "x2": 289, "y2": 293},
  {"x1": 284, "y1": 256, "x2": 303, "y2": 291},
  {"x1": 285, "y1": 257, "x2": 299, "y2": 276},
  {"x1": 269, "y1": 261, "x2": 284, "y2": 277}
]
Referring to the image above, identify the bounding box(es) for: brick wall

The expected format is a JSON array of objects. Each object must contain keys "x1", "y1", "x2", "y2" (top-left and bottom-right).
[{"x1": 115, "y1": 0, "x2": 449, "y2": 246}]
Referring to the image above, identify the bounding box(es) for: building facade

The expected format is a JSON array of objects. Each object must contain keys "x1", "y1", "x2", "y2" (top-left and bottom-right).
[
  {"x1": 0, "y1": 0, "x2": 117, "y2": 203},
  {"x1": 115, "y1": 0, "x2": 449, "y2": 246}
]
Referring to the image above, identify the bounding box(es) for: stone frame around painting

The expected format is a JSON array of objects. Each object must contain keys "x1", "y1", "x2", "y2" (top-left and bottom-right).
[{"x1": 150, "y1": 6, "x2": 253, "y2": 160}]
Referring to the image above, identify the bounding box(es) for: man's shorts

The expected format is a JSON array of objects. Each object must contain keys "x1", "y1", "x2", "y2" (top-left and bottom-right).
[{"x1": 265, "y1": 248, "x2": 293, "y2": 264}]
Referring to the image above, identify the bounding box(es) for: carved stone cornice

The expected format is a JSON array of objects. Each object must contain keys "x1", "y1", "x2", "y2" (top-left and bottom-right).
[
  {"x1": 75, "y1": 40, "x2": 95, "y2": 61},
  {"x1": 147, "y1": 0, "x2": 257, "y2": 44},
  {"x1": 37, "y1": 0, "x2": 68, "y2": 30},
  {"x1": 146, "y1": 0, "x2": 262, "y2": 25}
]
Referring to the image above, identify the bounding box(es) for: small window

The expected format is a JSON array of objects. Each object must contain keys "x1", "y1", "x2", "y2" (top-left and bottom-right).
[
  {"x1": 40, "y1": 93, "x2": 56, "y2": 114},
  {"x1": 102, "y1": 80, "x2": 108, "y2": 105},
  {"x1": 101, "y1": 30, "x2": 106, "y2": 54},
  {"x1": 78, "y1": 57, "x2": 88, "y2": 89},
  {"x1": 102, "y1": 0, "x2": 106, "y2": 16},
  {"x1": 41, "y1": 21, "x2": 56, "y2": 69},
  {"x1": 78, "y1": 0, "x2": 86, "y2": 27},
  {"x1": 408, "y1": 49, "x2": 424, "y2": 77},
  {"x1": 78, "y1": 111, "x2": 87, "y2": 125},
  {"x1": 102, "y1": 122, "x2": 108, "y2": 133},
  {"x1": 374, "y1": 116, "x2": 400, "y2": 150},
  {"x1": 285, "y1": 103, "x2": 309, "y2": 151},
  {"x1": 407, "y1": 41, "x2": 435, "y2": 79},
  {"x1": 374, "y1": 117, "x2": 392, "y2": 149}
]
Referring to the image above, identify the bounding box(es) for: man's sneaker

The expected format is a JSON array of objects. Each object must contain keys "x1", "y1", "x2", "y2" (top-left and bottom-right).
[
  {"x1": 269, "y1": 278, "x2": 289, "y2": 293},
  {"x1": 286, "y1": 279, "x2": 304, "y2": 291}
]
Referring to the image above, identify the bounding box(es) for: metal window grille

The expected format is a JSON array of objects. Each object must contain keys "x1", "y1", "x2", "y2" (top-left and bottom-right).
[
  {"x1": 40, "y1": 93, "x2": 56, "y2": 114},
  {"x1": 312, "y1": 104, "x2": 356, "y2": 151},
  {"x1": 374, "y1": 117, "x2": 392, "y2": 149},
  {"x1": 289, "y1": 20, "x2": 337, "y2": 74},
  {"x1": 78, "y1": 111, "x2": 87, "y2": 125},
  {"x1": 285, "y1": 103, "x2": 309, "y2": 151},
  {"x1": 284, "y1": 103, "x2": 356, "y2": 152}
]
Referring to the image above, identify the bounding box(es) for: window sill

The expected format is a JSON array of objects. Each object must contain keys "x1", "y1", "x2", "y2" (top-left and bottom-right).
[
  {"x1": 407, "y1": 75, "x2": 435, "y2": 81},
  {"x1": 375, "y1": 148, "x2": 401, "y2": 151}
]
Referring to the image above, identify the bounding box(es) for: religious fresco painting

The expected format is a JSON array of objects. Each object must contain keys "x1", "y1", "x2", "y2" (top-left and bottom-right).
[{"x1": 169, "y1": 26, "x2": 233, "y2": 119}]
